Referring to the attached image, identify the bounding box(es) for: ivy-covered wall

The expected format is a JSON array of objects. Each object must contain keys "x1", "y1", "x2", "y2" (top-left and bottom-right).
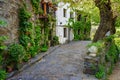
[
  {"x1": 0, "y1": 0, "x2": 21, "y2": 44},
  {"x1": 68, "y1": 11, "x2": 91, "y2": 40},
  {"x1": 0, "y1": 0, "x2": 57, "y2": 79},
  {"x1": 0, "y1": 0, "x2": 22, "y2": 79},
  {"x1": 18, "y1": 0, "x2": 57, "y2": 60}
]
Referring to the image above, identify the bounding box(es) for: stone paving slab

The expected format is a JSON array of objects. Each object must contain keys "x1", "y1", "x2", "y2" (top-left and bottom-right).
[{"x1": 8, "y1": 41, "x2": 98, "y2": 80}]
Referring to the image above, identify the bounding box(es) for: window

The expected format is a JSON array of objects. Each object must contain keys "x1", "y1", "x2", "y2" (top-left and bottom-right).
[
  {"x1": 63, "y1": 9, "x2": 67, "y2": 17},
  {"x1": 41, "y1": 2, "x2": 49, "y2": 15},
  {"x1": 77, "y1": 15, "x2": 82, "y2": 21},
  {"x1": 84, "y1": 29, "x2": 87, "y2": 34},
  {"x1": 84, "y1": 16, "x2": 87, "y2": 22},
  {"x1": 70, "y1": 12, "x2": 74, "y2": 19},
  {"x1": 78, "y1": 29, "x2": 80, "y2": 35},
  {"x1": 63, "y1": 28, "x2": 67, "y2": 37}
]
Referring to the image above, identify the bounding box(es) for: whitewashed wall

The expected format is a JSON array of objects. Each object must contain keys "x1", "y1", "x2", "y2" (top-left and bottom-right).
[
  {"x1": 56, "y1": 26, "x2": 68, "y2": 44},
  {"x1": 56, "y1": 2, "x2": 75, "y2": 44}
]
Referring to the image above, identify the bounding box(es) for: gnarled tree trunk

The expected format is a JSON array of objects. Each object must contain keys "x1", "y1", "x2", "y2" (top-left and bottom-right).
[{"x1": 93, "y1": 0, "x2": 117, "y2": 42}]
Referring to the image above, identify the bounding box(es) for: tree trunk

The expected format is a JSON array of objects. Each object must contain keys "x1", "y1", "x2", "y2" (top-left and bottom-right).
[{"x1": 93, "y1": 0, "x2": 117, "y2": 42}]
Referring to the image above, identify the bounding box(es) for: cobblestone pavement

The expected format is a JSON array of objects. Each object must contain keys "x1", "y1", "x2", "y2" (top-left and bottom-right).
[{"x1": 8, "y1": 41, "x2": 98, "y2": 80}]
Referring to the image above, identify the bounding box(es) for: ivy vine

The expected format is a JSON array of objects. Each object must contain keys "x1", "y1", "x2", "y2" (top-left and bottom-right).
[
  {"x1": 68, "y1": 14, "x2": 91, "y2": 40},
  {"x1": 31, "y1": 0, "x2": 43, "y2": 14},
  {"x1": 18, "y1": 5, "x2": 39, "y2": 59}
]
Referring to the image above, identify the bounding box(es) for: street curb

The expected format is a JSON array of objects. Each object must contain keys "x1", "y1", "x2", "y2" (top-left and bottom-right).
[{"x1": 7, "y1": 45, "x2": 60, "y2": 79}]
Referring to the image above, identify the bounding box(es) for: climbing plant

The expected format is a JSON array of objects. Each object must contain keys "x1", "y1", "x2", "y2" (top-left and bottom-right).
[
  {"x1": 18, "y1": 5, "x2": 38, "y2": 60},
  {"x1": 7, "y1": 43, "x2": 26, "y2": 70},
  {"x1": 105, "y1": 36, "x2": 119, "y2": 64},
  {"x1": 18, "y1": 0, "x2": 57, "y2": 62},
  {"x1": 0, "y1": 19, "x2": 7, "y2": 27},
  {"x1": 68, "y1": 12, "x2": 91, "y2": 40},
  {"x1": 0, "y1": 36, "x2": 7, "y2": 79},
  {"x1": 31, "y1": 0, "x2": 43, "y2": 14},
  {"x1": 0, "y1": 36, "x2": 7, "y2": 53}
]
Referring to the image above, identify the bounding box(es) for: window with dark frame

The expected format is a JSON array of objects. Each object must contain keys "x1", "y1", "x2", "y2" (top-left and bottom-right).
[
  {"x1": 70, "y1": 12, "x2": 74, "y2": 19},
  {"x1": 41, "y1": 2, "x2": 49, "y2": 16},
  {"x1": 78, "y1": 29, "x2": 80, "y2": 35},
  {"x1": 84, "y1": 29, "x2": 87, "y2": 34},
  {"x1": 63, "y1": 9, "x2": 67, "y2": 17},
  {"x1": 84, "y1": 16, "x2": 87, "y2": 22},
  {"x1": 77, "y1": 14, "x2": 81, "y2": 21},
  {"x1": 63, "y1": 28, "x2": 67, "y2": 38}
]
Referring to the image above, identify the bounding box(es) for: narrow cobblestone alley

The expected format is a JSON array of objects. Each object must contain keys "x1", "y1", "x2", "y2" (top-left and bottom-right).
[{"x1": 8, "y1": 41, "x2": 98, "y2": 80}]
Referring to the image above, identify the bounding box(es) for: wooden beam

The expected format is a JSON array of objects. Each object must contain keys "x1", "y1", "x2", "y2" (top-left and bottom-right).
[{"x1": 44, "y1": 3, "x2": 47, "y2": 16}]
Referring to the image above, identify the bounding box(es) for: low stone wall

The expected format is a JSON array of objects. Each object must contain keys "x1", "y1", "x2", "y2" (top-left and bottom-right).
[
  {"x1": 83, "y1": 55, "x2": 99, "y2": 75},
  {"x1": 83, "y1": 41, "x2": 119, "y2": 79}
]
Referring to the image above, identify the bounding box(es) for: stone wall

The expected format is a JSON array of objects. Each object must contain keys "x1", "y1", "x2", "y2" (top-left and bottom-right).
[
  {"x1": 0, "y1": 0, "x2": 56, "y2": 45},
  {"x1": 83, "y1": 41, "x2": 119, "y2": 79},
  {"x1": 0, "y1": 0, "x2": 39, "y2": 44},
  {"x1": 0, "y1": 0, "x2": 21, "y2": 44},
  {"x1": 83, "y1": 45, "x2": 106, "y2": 75}
]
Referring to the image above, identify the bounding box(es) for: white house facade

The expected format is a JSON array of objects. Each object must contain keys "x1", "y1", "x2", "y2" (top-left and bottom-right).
[{"x1": 55, "y1": 2, "x2": 75, "y2": 44}]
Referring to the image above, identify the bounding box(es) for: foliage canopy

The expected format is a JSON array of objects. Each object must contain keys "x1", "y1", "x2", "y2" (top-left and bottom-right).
[{"x1": 59, "y1": 0, "x2": 120, "y2": 26}]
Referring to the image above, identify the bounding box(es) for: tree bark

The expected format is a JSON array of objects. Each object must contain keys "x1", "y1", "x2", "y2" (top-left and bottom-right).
[{"x1": 93, "y1": 0, "x2": 117, "y2": 42}]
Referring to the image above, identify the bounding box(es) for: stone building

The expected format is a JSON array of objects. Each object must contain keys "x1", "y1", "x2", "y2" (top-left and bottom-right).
[
  {"x1": 0, "y1": 0, "x2": 21, "y2": 44},
  {"x1": 55, "y1": 2, "x2": 75, "y2": 44},
  {"x1": 0, "y1": 0, "x2": 57, "y2": 46},
  {"x1": 40, "y1": 0, "x2": 57, "y2": 46}
]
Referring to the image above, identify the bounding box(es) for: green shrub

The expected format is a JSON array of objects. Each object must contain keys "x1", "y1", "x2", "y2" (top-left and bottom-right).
[
  {"x1": 41, "y1": 44, "x2": 48, "y2": 52},
  {"x1": 95, "y1": 64, "x2": 105, "y2": 79},
  {"x1": 114, "y1": 38, "x2": 120, "y2": 49},
  {"x1": 8, "y1": 43, "x2": 25, "y2": 69},
  {"x1": 19, "y1": 35, "x2": 31, "y2": 48},
  {"x1": 0, "y1": 70, "x2": 7, "y2": 80},
  {"x1": 92, "y1": 36, "x2": 119, "y2": 79},
  {"x1": 105, "y1": 43, "x2": 119, "y2": 63},
  {"x1": 68, "y1": 14, "x2": 91, "y2": 40},
  {"x1": 0, "y1": 19, "x2": 7, "y2": 27},
  {"x1": 0, "y1": 36, "x2": 7, "y2": 68},
  {"x1": 41, "y1": 47, "x2": 48, "y2": 52},
  {"x1": 29, "y1": 46, "x2": 37, "y2": 57},
  {"x1": 0, "y1": 36, "x2": 7, "y2": 79},
  {"x1": 115, "y1": 30, "x2": 120, "y2": 37},
  {"x1": 23, "y1": 54, "x2": 31, "y2": 62},
  {"x1": 105, "y1": 53, "x2": 111, "y2": 62},
  {"x1": 8, "y1": 43, "x2": 25, "y2": 62},
  {"x1": 0, "y1": 55, "x2": 3, "y2": 65},
  {"x1": 52, "y1": 36, "x2": 59, "y2": 46},
  {"x1": 96, "y1": 39, "x2": 119, "y2": 79},
  {"x1": 74, "y1": 34, "x2": 85, "y2": 40},
  {"x1": 104, "y1": 35, "x2": 114, "y2": 42},
  {"x1": 107, "y1": 66, "x2": 113, "y2": 75},
  {"x1": 53, "y1": 36, "x2": 59, "y2": 41},
  {"x1": 0, "y1": 36, "x2": 7, "y2": 53}
]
